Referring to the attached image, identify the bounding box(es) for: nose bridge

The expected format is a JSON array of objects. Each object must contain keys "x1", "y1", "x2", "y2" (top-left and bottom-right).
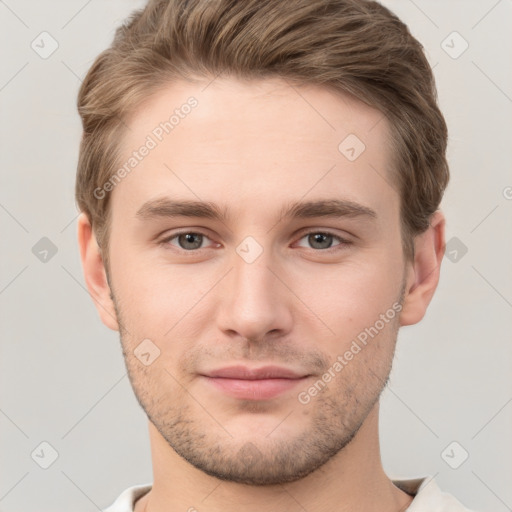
[{"x1": 233, "y1": 243, "x2": 275, "y2": 299}]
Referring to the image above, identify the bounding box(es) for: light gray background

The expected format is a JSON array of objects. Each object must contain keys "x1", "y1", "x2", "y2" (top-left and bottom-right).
[{"x1": 1, "y1": 1, "x2": 511, "y2": 511}]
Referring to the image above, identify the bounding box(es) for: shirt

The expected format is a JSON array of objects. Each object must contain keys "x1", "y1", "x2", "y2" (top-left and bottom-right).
[{"x1": 102, "y1": 475, "x2": 477, "y2": 511}]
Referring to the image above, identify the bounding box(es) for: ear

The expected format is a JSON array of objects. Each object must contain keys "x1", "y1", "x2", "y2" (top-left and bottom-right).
[
  {"x1": 399, "y1": 210, "x2": 446, "y2": 326},
  {"x1": 77, "y1": 212, "x2": 119, "y2": 331}
]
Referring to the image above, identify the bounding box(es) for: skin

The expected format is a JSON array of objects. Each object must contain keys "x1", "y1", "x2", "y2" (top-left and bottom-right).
[{"x1": 78, "y1": 77, "x2": 445, "y2": 512}]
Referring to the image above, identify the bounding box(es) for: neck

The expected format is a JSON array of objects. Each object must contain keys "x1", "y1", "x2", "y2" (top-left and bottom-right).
[{"x1": 135, "y1": 403, "x2": 413, "y2": 512}]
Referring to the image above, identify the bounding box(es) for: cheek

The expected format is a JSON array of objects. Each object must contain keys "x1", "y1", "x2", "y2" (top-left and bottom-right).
[
  {"x1": 111, "y1": 253, "x2": 216, "y2": 350},
  {"x1": 108, "y1": 207, "x2": 177, "y2": 313},
  {"x1": 309, "y1": 255, "x2": 403, "y2": 346}
]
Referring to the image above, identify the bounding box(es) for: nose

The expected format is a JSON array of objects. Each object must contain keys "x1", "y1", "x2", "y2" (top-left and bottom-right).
[{"x1": 215, "y1": 245, "x2": 293, "y2": 343}]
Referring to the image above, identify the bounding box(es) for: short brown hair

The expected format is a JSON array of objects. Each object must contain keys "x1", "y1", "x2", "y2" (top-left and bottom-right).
[{"x1": 75, "y1": 0, "x2": 449, "y2": 271}]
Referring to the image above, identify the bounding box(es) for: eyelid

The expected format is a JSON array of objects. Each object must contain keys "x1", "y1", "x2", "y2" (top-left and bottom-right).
[{"x1": 159, "y1": 228, "x2": 352, "y2": 252}]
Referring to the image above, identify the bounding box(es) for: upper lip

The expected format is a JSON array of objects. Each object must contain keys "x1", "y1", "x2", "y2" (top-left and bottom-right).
[{"x1": 203, "y1": 365, "x2": 308, "y2": 380}]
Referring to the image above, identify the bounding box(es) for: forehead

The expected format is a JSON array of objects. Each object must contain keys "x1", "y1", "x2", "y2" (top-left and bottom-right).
[{"x1": 110, "y1": 77, "x2": 398, "y2": 224}]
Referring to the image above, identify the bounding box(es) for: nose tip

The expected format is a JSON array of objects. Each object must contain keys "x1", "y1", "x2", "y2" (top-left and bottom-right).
[{"x1": 215, "y1": 250, "x2": 293, "y2": 342}]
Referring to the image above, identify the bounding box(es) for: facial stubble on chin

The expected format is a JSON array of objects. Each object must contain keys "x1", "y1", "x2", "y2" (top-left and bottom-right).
[{"x1": 109, "y1": 276, "x2": 406, "y2": 486}]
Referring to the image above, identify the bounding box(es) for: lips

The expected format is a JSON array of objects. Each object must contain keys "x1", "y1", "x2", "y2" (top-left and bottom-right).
[
  {"x1": 201, "y1": 365, "x2": 311, "y2": 401},
  {"x1": 205, "y1": 365, "x2": 306, "y2": 380}
]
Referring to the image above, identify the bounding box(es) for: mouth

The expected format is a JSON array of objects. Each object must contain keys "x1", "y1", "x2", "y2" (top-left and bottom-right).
[{"x1": 200, "y1": 365, "x2": 312, "y2": 401}]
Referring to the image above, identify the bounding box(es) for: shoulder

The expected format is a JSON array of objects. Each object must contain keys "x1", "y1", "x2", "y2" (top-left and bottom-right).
[
  {"x1": 392, "y1": 475, "x2": 477, "y2": 512},
  {"x1": 102, "y1": 483, "x2": 152, "y2": 512}
]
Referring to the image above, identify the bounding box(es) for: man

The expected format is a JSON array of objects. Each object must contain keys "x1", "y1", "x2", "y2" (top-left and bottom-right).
[{"x1": 75, "y1": 0, "x2": 475, "y2": 510}]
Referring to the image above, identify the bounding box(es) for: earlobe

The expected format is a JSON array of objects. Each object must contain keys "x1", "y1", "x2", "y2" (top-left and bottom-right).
[
  {"x1": 77, "y1": 213, "x2": 119, "y2": 331},
  {"x1": 399, "y1": 210, "x2": 446, "y2": 327}
]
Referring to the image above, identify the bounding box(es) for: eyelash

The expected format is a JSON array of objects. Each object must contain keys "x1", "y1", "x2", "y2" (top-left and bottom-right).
[{"x1": 159, "y1": 229, "x2": 352, "y2": 253}]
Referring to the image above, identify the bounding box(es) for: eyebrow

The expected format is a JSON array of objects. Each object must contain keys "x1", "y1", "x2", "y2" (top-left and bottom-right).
[{"x1": 135, "y1": 197, "x2": 377, "y2": 223}]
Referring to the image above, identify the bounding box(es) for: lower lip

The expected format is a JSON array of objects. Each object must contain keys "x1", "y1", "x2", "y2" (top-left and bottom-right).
[{"x1": 203, "y1": 376, "x2": 309, "y2": 400}]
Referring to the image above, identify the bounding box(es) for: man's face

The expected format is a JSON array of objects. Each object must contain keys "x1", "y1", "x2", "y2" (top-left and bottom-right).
[{"x1": 106, "y1": 77, "x2": 407, "y2": 485}]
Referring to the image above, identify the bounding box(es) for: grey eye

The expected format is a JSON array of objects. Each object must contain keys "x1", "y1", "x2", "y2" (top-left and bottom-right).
[
  {"x1": 310, "y1": 233, "x2": 334, "y2": 249},
  {"x1": 176, "y1": 233, "x2": 205, "y2": 250}
]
